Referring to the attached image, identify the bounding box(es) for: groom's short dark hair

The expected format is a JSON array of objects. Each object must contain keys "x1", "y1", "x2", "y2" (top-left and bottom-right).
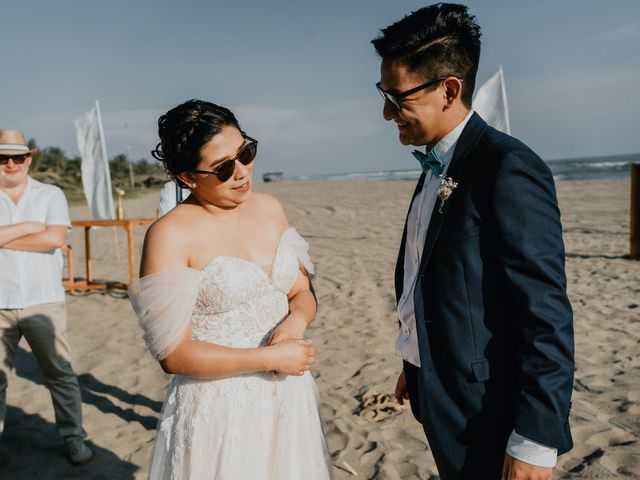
[{"x1": 371, "y1": 3, "x2": 482, "y2": 108}]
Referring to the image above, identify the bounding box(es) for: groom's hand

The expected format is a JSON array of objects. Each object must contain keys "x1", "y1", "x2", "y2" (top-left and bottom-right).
[
  {"x1": 394, "y1": 371, "x2": 410, "y2": 405},
  {"x1": 502, "y1": 454, "x2": 552, "y2": 480}
]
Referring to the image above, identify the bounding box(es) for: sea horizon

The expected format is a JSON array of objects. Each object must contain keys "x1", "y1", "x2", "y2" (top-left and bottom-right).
[{"x1": 286, "y1": 152, "x2": 639, "y2": 182}]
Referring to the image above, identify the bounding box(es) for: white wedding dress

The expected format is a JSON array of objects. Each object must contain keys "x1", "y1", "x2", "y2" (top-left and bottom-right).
[{"x1": 129, "y1": 228, "x2": 333, "y2": 480}]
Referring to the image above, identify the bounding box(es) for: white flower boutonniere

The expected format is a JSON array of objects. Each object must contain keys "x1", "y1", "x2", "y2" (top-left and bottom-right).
[{"x1": 437, "y1": 176, "x2": 458, "y2": 213}]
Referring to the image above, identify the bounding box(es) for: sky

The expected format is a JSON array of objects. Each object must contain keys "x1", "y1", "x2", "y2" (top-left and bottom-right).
[{"x1": 1, "y1": 0, "x2": 639, "y2": 178}]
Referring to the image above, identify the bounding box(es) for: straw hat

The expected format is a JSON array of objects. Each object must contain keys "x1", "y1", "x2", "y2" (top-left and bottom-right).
[{"x1": 0, "y1": 129, "x2": 38, "y2": 155}]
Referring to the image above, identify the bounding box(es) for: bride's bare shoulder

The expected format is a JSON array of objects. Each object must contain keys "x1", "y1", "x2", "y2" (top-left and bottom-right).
[
  {"x1": 141, "y1": 207, "x2": 195, "y2": 274},
  {"x1": 147, "y1": 204, "x2": 195, "y2": 238},
  {"x1": 247, "y1": 192, "x2": 288, "y2": 228}
]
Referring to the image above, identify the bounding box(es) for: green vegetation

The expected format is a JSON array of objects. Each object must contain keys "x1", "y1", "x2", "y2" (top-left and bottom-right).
[{"x1": 27, "y1": 139, "x2": 167, "y2": 204}]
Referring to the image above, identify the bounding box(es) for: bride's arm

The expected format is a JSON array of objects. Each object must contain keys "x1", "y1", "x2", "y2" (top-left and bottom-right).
[
  {"x1": 288, "y1": 268, "x2": 317, "y2": 324},
  {"x1": 269, "y1": 267, "x2": 317, "y2": 345},
  {"x1": 250, "y1": 194, "x2": 317, "y2": 345},
  {"x1": 160, "y1": 324, "x2": 315, "y2": 378},
  {"x1": 139, "y1": 217, "x2": 316, "y2": 378}
]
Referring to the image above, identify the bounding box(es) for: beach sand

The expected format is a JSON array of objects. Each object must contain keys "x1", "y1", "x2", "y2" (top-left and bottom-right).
[{"x1": 1, "y1": 178, "x2": 638, "y2": 479}]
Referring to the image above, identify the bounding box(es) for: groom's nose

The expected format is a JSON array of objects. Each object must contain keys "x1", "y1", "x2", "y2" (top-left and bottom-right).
[{"x1": 383, "y1": 100, "x2": 397, "y2": 121}]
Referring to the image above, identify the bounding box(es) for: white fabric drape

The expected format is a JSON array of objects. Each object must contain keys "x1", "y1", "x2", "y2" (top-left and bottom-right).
[
  {"x1": 74, "y1": 100, "x2": 115, "y2": 220},
  {"x1": 473, "y1": 66, "x2": 511, "y2": 135},
  {"x1": 281, "y1": 227, "x2": 315, "y2": 278},
  {"x1": 128, "y1": 268, "x2": 202, "y2": 360}
]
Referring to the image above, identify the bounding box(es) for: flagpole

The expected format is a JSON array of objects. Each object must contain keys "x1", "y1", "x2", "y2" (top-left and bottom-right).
[
  {"x1": 126, "y1": 145, "x2": 135, "y2": 189},
  {"x1": 498, "y1": 66, "x2": 511, "y2": 135},
  {"x1": 95, "y1": 101, "x2": 108, "y2": 176}
]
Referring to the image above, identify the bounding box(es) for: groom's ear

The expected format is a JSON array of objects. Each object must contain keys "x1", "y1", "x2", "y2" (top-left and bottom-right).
[{"x1": 442, "y1": 77, "x2": 463, "y2": 109}]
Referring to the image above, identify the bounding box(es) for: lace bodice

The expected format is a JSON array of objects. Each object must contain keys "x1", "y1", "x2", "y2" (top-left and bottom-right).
[
  {"x1": 192, "y1": 231, "x2": 305, "y2": 348},
  {"x1": 128, "y1": 227, "x2": 315, "y2": 360}
]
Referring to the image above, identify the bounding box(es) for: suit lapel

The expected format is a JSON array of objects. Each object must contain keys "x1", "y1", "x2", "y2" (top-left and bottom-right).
[
  {"x1": 417, "y1": 113, "x2": 488, "y2": 277},
  {"x1": 395, "y1": 172, "x2": 427, "y2": 302}
]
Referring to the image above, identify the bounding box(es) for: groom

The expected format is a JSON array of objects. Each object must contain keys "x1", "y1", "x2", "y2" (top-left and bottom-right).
[{"x1": 372, "y1": 4, "x2": 574, "y2": 479}]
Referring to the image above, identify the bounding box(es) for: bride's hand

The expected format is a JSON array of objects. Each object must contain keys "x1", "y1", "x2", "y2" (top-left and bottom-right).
[
  {"x1": 267, "y1": 338, "x2": 316, "y2": 376},
  {"x1": 268, "y1": 313, "x2": 308, "y2": 346}
]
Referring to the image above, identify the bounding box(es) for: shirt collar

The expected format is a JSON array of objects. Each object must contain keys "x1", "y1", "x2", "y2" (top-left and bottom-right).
[
  {"x1": 428, "y1": 109, "x2": 474, "y2": 167},
  {"x1": 26, "y1": 176, "x2": 42, "y2": 190},
  {"x1": 0, "y1": 176, "x2": 39, "y2": 206}
]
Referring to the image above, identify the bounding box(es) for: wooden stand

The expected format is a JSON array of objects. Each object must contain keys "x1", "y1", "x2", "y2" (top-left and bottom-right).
[
  {"x1": 62, "y1": 245, "x2": 74, "y2": 285},
  {"x1": 632, "y1": 164, "x2": 640, "y2": 260},
  {"x1": 63, "y1": 218, "x2": 154, "y2": 291}
]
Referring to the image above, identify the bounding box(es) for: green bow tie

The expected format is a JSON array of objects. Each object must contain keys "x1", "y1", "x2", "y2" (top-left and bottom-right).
[{"x1": 412, "y1": 149, "x2": 444, "y2": 177}]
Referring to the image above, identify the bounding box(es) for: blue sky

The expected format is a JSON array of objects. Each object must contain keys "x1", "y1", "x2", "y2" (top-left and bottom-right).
[{"x1": 1, "y1": 0, "x2": 638, "y2": 177}]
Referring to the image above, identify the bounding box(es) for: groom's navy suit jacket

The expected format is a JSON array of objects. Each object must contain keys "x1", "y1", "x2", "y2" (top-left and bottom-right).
[{"x1": 396, "y1": 113, "x2": 574, "y2": 478}]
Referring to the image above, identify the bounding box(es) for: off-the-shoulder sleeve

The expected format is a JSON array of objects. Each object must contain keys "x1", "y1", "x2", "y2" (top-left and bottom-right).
[
  {"x1": 281, "y1": 227, "x2": 315, "y2": 279},
  {"x1": 127, "y1": 268, "x2": 202, "y2": 360}
]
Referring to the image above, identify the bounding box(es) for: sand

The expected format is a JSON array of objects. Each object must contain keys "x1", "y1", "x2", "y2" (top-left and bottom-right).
[{"x1": 1, "y1": 178, "x2": 638, "y2": 479}]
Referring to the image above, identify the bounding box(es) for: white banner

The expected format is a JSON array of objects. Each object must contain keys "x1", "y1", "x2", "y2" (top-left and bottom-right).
[
  {"x1": 473, "y1": 66, "x2": 511, "y2": 135},
  {"x1": 74, "y1": 100, "x2": 115, "y2": 220}
]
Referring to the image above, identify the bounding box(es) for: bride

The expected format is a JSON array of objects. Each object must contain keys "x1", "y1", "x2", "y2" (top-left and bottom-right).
[{"x1": 128, "y1": 99, "x2": 333, "y2": 479}]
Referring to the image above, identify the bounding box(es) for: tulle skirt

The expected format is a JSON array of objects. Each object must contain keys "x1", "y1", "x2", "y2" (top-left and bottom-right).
[{"x1": 149, "y1": 371, "x2": 334, "y2": 480}]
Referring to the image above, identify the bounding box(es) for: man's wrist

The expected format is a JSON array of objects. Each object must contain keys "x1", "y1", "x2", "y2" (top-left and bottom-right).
[{"x1": 506, "y1": 430, "x2": 557, "y2": 468}]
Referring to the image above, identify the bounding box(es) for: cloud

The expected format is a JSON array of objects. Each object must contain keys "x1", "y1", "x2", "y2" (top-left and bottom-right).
[
  {"x1": 596, "y1": 19, "x2": 640, "y2": 41},
  {"x1": 100, "y1": 108, "x2": 163, "y2": 158},
  {"x1": 509, "y1": 69, "x2": 640, "y2": 159},
  {"x1": 236, "y1": 100, "x2": 383, "y2": 146},
  {"x1": 10, "y1": 100, "x2": 387, "y2": 175},
  {"x1": 11, "y1": 107, "x2": 162, "y2": 160}
]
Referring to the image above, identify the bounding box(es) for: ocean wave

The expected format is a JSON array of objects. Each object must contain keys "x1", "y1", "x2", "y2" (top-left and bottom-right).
[
  {"x1": 572, "y1": 161, "x2": 634, "y2": 169},
  {"x1": 290, "y1": 155, "x2": 638, "y2": 182}
]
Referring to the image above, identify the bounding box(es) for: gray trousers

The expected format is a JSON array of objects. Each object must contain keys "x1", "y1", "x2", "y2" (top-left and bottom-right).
[{"x1": 0, "y1": 302, "x2": 86, "y2": 442}]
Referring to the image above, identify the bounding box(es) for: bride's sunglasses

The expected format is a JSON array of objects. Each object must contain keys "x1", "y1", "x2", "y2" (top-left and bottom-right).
[{"x1": 190, "y1": 136, "x2": 258, "y2": 182}]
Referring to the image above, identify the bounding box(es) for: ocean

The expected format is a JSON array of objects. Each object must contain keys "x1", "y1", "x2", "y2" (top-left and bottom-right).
[{"x1": 295, "y1": 153, "x2": 639, "y2": 182}]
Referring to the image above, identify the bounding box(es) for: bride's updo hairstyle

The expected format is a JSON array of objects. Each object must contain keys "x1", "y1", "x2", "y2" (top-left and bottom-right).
[{"x1": 151, "y1": 99, "x2": 244, "y2": 188}]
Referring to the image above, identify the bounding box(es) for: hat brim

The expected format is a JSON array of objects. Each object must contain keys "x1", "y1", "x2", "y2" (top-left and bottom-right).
[{"x1": 0, "y1": 148, "x2": 38, "y2": 156}]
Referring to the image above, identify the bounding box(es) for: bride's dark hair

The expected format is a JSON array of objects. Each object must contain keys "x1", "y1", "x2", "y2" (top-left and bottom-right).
[{"x1": 151, "y1": 99, "x2": 243, "y2": 187}]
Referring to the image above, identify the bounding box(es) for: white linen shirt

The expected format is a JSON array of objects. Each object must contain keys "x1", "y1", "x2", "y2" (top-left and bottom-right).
[
  {"x1": 396, "y1": 110, "x2": 473, "y2": 367},
  {"x1": 0, "y1": 177, "x2": 71, "y2": 309},
  {"x1": 395, "y1": 111, "x2": 557, "y2": 468},
  {"x1": 158, "y1": 180, "x2": 190, "y2": 217}
]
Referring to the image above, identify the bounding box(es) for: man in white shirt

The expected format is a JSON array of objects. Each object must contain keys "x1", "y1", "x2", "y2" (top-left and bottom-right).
[
  {"x1": 372, "y1": 4, "x2": 574, "y2": 480},
  {"x1": 0, "y1": 129, "x2": 93, "y2": 466},
  {"x1": 158, "y1": 180, "x2": 190, "y2": 217}
]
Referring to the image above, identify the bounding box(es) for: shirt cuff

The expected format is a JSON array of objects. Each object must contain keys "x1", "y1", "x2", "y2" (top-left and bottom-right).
[{"x1": 506, "y1": 430, "x2": 557, "y2": 468}]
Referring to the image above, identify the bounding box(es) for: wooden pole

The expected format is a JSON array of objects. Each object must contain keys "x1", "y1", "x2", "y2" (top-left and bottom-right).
[
  {"x1": 85, "y1": 226, "x2": 93, "y2": 283},
  {"x1": 113, "y1": 228, "x2": 121, "y2": 261},
  {"x1": 67, "y1": 245, "x2": 74, "y2": 284},
  {"x1": 631, "y1": 163, "x2": 640, "y2": 259},
  {"x1": 127, "y1": 222, "x2": 136, "y2": 284}
]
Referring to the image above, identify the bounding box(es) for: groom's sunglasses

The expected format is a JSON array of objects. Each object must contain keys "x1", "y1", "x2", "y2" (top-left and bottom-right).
[
  {"x1": 189, "y1": 136, "x2": 258, "y2": 182},
  {"x1": 376, "y1": 75, "x2": 462, "y2": 110},
  {"x1": 0, "y1": 153, "x2": 31, "y2": 165}
]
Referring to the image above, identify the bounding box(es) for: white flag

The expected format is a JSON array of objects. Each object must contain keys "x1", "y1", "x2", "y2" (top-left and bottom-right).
[
  {"x1": 74, "y1": 101, "x2": 115, "y2": 220},
  {"x1": 473, "y1": 66, "x2": 511, "y2": 135}
]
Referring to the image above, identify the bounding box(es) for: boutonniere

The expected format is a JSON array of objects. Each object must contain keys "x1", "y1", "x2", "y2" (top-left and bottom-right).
[{"x1": 436, "y1": 176, "x2": 458, "y2": 213}]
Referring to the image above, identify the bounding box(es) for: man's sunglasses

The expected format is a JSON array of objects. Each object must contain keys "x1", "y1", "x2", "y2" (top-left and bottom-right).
[
  {"x1": 0, "y1": 153, "x2": 31, "y2": 165},
  {"x1": 376, "y1": 75, "x2": 462, "y2": 110},
  {"x1": 189, "y1": 136, "x2": 258, "y2": 182}
]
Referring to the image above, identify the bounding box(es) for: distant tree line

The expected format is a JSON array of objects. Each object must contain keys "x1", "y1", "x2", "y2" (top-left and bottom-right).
[{"x1": 27, "y1": 138, "x2": 167, "y2": 192}]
